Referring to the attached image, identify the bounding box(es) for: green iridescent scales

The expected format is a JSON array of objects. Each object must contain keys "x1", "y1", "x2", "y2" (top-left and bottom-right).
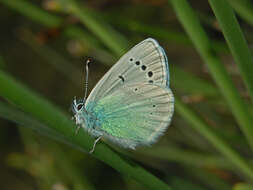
[{"x1": 86, "y1": 84, "x2": 174, "y2": 149}]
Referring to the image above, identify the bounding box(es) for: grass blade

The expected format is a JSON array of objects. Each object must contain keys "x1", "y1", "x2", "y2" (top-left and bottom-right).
[
  {"x1": 184, "y1": 166, "x2": 231, "y2": 190},
  {"x1": 105, "y1": 15, "x2": 229, "y2": 53},
  {"x1": 168, "y1": 0, "x2": 253, "y2": 150},
  {"x1": 175, "y1": 97, "x2": 253, "y2": 181},
  {"x1": 59, "y1": 0, "x2": 129, "y2": 56},
  {"x1": 0, "y1": 0, "x2": 62, "y2": 27},
  {"x1": 1, "y1": 0, "x2": 223, "y2": 99},
  {"x1": 208, "y1": 0, "x2": 253, "y2": 103},
  {"x1": 170, "y1": 177, "x2": 205, "y2": 190},
  {"x1": 227, "y1": 0, "x2": 253, "y2": 27},
  {"x1": 0, "y1": 70, "x2": 172, "y2": 190},
  {"x1": 234, "y1": 183, "x2": 253, "y2": 190},
  {"x1": 139, "y1": 146, "x2": 232, "y2": 170}
]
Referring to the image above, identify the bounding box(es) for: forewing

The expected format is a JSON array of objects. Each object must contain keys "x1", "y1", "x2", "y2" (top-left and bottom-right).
[
  {"x1": 89, "y1": 83, "x2": 174, "y2": 149},
  {"x1": 86, "y1": 38, "x2": 170, "y2": 105}
]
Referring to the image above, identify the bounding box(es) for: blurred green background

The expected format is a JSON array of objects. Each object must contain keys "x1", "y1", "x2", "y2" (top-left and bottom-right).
[{"x1": 1, "y1": 0, "x2": 253, "y2": 189}]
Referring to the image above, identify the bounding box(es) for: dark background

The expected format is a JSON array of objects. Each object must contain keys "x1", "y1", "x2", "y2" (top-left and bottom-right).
[{"x1": 1, "y1": 0, "x2": 253, "y2": 189}]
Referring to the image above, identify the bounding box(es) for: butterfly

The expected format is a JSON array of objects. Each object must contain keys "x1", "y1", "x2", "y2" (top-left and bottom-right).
[{"x1": 72, "y1": 38, "x2": 174, "y2": 153}]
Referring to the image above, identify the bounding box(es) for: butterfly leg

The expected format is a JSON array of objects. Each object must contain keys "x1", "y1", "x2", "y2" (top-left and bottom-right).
[
  {"x1": 75, "y1": 125, "x2": 81, "y2": 134},
  {"x1": 89, "y1": 136, "x2": 102, "y2": 154}
]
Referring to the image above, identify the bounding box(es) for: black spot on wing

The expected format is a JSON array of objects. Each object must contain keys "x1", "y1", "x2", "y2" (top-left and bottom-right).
[
  {"x1": 141, "y1": 65, "x2": 147, "y2": 71},
  {"x1": 148, "y1": 71, "x2": 153, "y2": 77},
  {"x1": 119, "y1": 75, "x2": 125, "y2": 82}
]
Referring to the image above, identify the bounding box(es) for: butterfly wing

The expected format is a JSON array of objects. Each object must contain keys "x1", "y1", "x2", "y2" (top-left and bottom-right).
[
  {"x1": 86, "y1": 38, "x2": 170, "y2": 104},
  {"x1": 86, "y1": 83, "x2": 174, "y2": 149}
]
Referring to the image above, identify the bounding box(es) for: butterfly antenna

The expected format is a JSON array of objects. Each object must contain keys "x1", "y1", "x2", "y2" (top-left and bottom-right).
[{"x1": 84, "y1": 58, "x2": 91, "y2": 103}]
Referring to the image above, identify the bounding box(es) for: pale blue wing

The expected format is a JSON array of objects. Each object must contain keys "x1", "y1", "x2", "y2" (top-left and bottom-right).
[
  {"x1": 86, "y1": 83, "x2": 174, "y2": 149},
  {"x1": 85, "y1": 38, "x2": 170, "y2": 105}
]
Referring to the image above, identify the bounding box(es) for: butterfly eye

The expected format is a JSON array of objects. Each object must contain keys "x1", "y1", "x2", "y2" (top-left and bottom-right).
[{"x1": 77, "y1": 104, "x2": 83, "y2": 111}]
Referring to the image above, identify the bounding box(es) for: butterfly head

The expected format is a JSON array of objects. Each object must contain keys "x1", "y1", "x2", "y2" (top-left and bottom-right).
[{"x1": 72, "y1": 97, "x2": 85, "y2": 115}]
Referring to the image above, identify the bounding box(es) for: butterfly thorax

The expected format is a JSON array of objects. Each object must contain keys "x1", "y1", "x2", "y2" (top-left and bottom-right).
[{"x1": 75, "y1": 102, "x2": 105, "y2": 137}]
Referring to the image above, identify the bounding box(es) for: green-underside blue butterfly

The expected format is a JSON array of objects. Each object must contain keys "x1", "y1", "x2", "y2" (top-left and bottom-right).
[{"x1": 72, "y1": 38, "x2": 174, "y2": 153}]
